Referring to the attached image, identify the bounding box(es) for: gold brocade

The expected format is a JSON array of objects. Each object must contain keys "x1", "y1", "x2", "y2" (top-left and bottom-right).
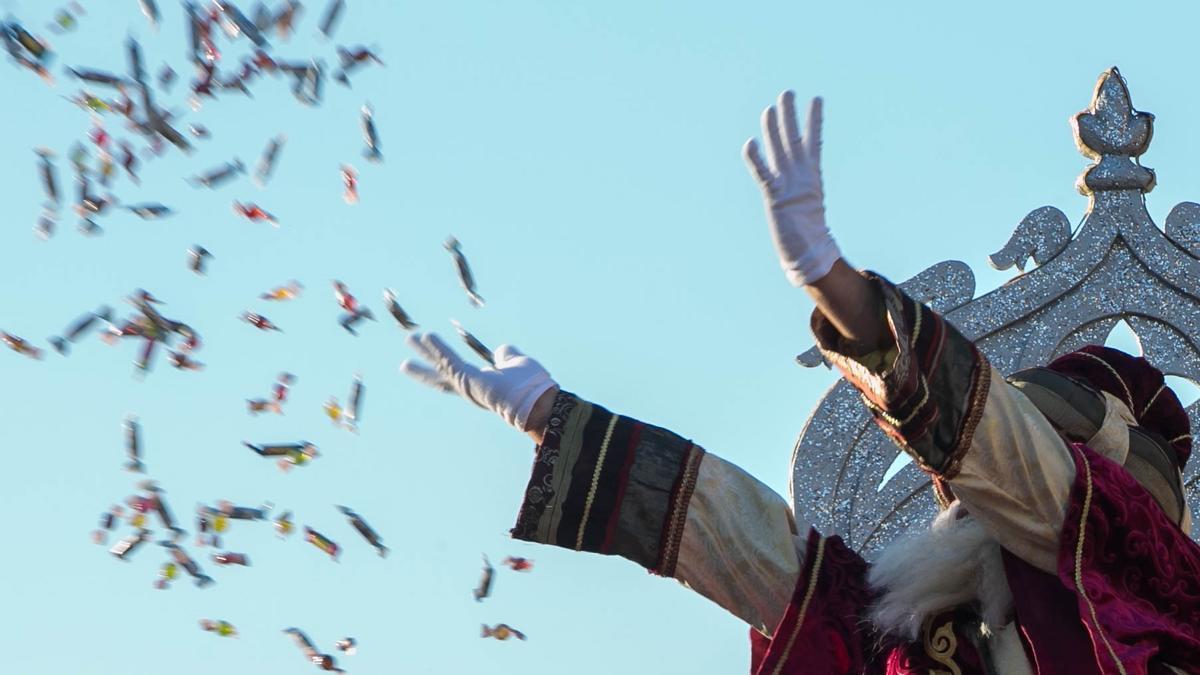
[{"x1": 921, "y1": 617, "x2": 962, "y2": 675}]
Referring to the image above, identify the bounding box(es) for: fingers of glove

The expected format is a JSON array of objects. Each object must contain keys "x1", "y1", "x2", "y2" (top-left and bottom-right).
[
  {"x1": 399, "y1": 359, "x2": 454, "y2": 393},
  {"x1": 742, "y1": 138, "x2": 772, "y2": 185},
  {"x1": 761, "y1": 105, "x2": 786, "y2": 173},
  {"x1": 452, "y1": 369, "x2": 488, "y2": 410},
  {"x1": 421, "y1": 332, "x2": 470, "y2": 376},
  {"x1": 779, "y1": 90, "x2": 802, "y2": 159},
  {"x1": 405, "y1": 332, "x2": 441, "y2": 364},
  {"x1": 493, "y1": 343, "x2": 526, "y2": 364},
  {"x1": 804, "y1": 96, "x2": 823, "y2": 170}
]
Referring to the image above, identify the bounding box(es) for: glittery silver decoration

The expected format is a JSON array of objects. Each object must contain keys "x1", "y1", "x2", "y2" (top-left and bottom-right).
[{"x1": 792, "y1": 68, "x2": 1200, "y2": 558}]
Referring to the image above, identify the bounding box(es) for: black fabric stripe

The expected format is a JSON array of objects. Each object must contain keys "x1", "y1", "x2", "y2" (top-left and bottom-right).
[
  {"x1": 608, "y1": 425, "x2": 691, "y2": 568},
  {"x1": 577, "y1": 414, "x2": 637, "y2": 552},
  {"x1": 553, "y1": 403, "x2": 616, "y2": 547}
]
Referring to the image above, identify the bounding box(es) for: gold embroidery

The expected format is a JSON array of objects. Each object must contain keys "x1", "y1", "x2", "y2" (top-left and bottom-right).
[
  {"x1": 771, "y1": 537, "x2": 826, "y2": 675},
  {"x1": 658, "y1": 445, "x2": 705, "y2": 575},
  {"x1": 1140, "y1": 384, "x2": 1166, "y2": 417},
  {"x1": 574, "y1": 414, "x2": 619, "y2": 551},
  {"x1": 1071, "y1": 447, "x2": 1128, "y2": 675},
  {"x1": 1076, "y1": 351, "x2": 1134, "y2": 411},
  {"x1": 922, "y1": 617, "x2": 961, "y2": 675}
]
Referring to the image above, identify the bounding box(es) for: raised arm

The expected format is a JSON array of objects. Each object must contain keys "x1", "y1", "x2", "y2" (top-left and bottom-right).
[
  {"x1": 399, "y1": 333, "x2": 803, "y2": 635},
  {"x1": 741, "y1": 91, "x2": 1077, "y2": 573},
  {"x1": 741, "y1": 91, "x2": 885, "y2": 353}
]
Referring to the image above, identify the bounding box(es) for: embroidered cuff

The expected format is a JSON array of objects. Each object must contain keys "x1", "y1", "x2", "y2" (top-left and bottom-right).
[
  {"x1": 811, "y1": 271, "x2": 990, "y2": 479},
  {"x1": 511, "y1": 391, "x2": 702, "y2": 573}
]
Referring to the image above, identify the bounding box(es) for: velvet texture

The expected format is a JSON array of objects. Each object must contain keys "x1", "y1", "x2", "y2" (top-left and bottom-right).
[
  {"x1": 749, "y1": 531, "x2": 990, "y2": 674},
  {"x1": 1047, "y1": 345, "x2": 1192, "y2": 469},
  {"x1": 1052, "y1": 444, "x2": 1200, "y2": 674}
]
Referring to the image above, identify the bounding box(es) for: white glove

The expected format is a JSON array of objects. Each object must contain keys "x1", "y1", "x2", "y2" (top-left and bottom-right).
[
  {"x1": 399, "y1": 333, "x2": 558, "y2": 432},
  {"x1": 743, "y1": 91, "x2": 841, "y2": 286}
]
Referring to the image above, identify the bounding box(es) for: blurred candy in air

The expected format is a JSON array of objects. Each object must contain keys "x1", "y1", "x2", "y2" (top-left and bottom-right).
[
  {"x1": 317, "y1": 0, "x2": 346, "y2": 38},
  {"x1": 216, "y1": 500, "x2": 272, "y2": 521},
  {"x1": 338, "y1": 309, "x2": 374, "y2": 336},
  {"x1": 156, "y1": 561, "x2": 178, "y2": 589},
  {"x1": 333, "y1": 281, "x2": 375, "y2": 335},
  {"x1": 336, "y1": 505, "x2": 387, "y2": 557},
  {"x1": 340, "y1": 164, "x2": 357, "y2": 204},
  {"x1": 332, "y1": 280, "x2": 362, "y2": 313},
  {"x1": 241, "y1": 311, "x2": 282, "y2": 332},
  {"x1": 502, "y1": 556, "x2": 534, "y2": 572},
  {"x1": 283, "y1": 627, "x2": 344, "y2": 672},
  {"x1": 162, "y1": 542, "x2": 214, "y2": 587},
  {"x1": 124, "y1": 203, "x2": 173, "y2": 220},
  {"x1": 49, "y1": 304, "x2": 112, "y2": 356},
  {"x1": 34, "y1": 147, "x2": 59, "y2": 208},
  {"x1": 200, "y1": 619, "x2": 238, "y2": 638},
  {"x1": 254, "y1": 134, "x2": 286, "y2": 187},
  {"x1": 360, "y1": 103, "x2": 382, "y2": 162},
  {"x1": 382, "y1": 289, "x2": 418, "y2": 330},
  {"x1": 474, "y1": 554, "x2": 494, "y2": 602},
  {"x1": 304, "y1": 526, "x2": 340, "y2": 561},
  {"x1": 243, "y1": 441, "x2": 317, "y2": 472},
  {"x1": 260, "y1": 281, "x2": 303, "y2": 301},
  {"x1": 325, "y1": 372, "x2": 364, "y2": 431},
  {"x1": 232, "y1": 200, "x2": 277, "y2": 226},
  {"x1": 140, "y1": 481, "x2": 184, "y2": 539},
  {"x1": 333, "y1": 45, "x2": 384, "y2": 86},
  {"x1": 334, "y1": 637, "x2": 357, "y2": 655},
  {"x1": 323, "y1": 396, "x2": 344, "y2": 427},
  {"x1": 445, "y1": 237, "x2": 485, "y2": 307},
  {"x1": 123, "y1": 414, "x2": 144, "y2": 473},
  {"x1": 451, "y1": 320, "x2": 495, "y2": 366},
  {"x1": 138, "y1": 0, "x2": 160, "y2": 32},
  {"x1": 481, "y1": 624, "x2": 527, "y2": 641},
  {"x1": 119, "y1": 142, "x2": 140, "y2": 184},
  {"x1": 188, "y1": 245, "x2": 212, "y2": 275},
  {"x1": 248, "y1": 372, "x2": 295, "y2": 415},
  {"x1": 92, "y1": 505, "x2": 124, "y2": 544},
  {"x1": 35, "y1": 210, "x2": 55, "y2": 241},
  {"x1": 2, "y1": 332, "x2": 44, "y2": 360},
  {"x1": 274, "y1": 510, "x2": 295, "y2": 538},
  {"x1": 211, "y1": 552, "x2": 250, "y2": 566},
  {"x1": 157, "y1": 63, "x2": 175, "y2": 90},
  {"x1": 187, "y1": 159, "x2": 244, "y2": 188},
  {"x1": 109, "y1": 529, "x2": 150, "y2": 561},
  {"x1": 272, "y1": 1, "x2": 302, "y2": 40},
  {"x1": 168, "y1": 350, "x2": 204, "y2": 371}
]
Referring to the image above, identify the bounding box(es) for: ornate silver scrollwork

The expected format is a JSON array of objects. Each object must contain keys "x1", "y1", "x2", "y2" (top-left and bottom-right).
[{"x1": 792, "y1": 68, "x2": 1200, "y2": 559}]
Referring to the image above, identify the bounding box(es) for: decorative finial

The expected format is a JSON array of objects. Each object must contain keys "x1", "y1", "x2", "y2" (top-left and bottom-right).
[{"x1": 1070, "y1": 67, "x2": 1156, "y2": 195}]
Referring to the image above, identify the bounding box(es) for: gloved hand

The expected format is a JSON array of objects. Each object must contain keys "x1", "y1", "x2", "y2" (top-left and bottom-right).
[
  {"x1": 399, "y1": 333, "x2": 558, "y2": 432},
  {"x1": 743, "y1": 91, "x2": 840, "y2": 286}
]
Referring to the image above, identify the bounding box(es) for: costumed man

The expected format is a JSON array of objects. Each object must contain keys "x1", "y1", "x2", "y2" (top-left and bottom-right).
[{"x1": 400, "y1": 90, "x2": 1200, "y2": 674}]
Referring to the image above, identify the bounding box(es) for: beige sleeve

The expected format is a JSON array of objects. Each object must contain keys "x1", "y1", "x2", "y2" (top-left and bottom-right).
[
  {"x1": 672, "y1": 453, "x2": 805, "y2": 636},
  {"x1": 948, "y1": 369, "x2": 1076, "y2": 573}
]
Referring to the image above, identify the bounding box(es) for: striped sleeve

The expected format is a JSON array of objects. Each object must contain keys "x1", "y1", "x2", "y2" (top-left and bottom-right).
[
  {"x1": 512, "y1": 390, "x2": 804, "y2": 633},
  {"x1": 810, "y1": 271, "x2": 991, "y2": 480}
]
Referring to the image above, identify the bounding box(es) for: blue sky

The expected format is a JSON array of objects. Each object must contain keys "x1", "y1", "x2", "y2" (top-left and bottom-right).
[{"x1": 1, "y1": 1, "x2": 1199, "y2": 673}]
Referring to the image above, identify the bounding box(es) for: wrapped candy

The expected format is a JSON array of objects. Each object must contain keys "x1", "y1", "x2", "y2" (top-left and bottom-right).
[{"x1": 304, "y1": 527, "x2": 340, "y2": 561}]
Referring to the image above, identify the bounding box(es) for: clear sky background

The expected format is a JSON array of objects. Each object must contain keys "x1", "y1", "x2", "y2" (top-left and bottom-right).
[{"x1": 2, "y1": 1, "x2": 1200, "y2": 673}]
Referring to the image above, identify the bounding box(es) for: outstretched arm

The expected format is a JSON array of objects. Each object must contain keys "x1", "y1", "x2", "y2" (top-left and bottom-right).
[{"x1": 399, "y1": 334, "x2": 803, "y2": 635}]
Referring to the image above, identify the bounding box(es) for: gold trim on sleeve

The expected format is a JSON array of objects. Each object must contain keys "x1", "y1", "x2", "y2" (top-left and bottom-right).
[
  {"x1": 771, "y1": 537, "x2": 827, "y2": 675},
  {"x1": 574, "y1": 414, "x2": 620, "y2": 551},
  {"x1": 1071, "y1": 447, "x2": 1128, "y2": 675}
]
